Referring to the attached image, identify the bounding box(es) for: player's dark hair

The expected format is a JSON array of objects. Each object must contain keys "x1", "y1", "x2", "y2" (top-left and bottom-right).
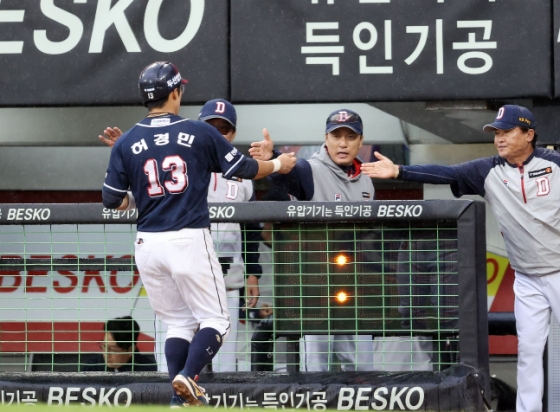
[
  {"x1": 145, "y1": 96, "x2": 168, "y2": 111},
  {"x1": 145, "y1": 83, "x2": 182, "y2": 110},
  {"x1": 105, "y1": 315, "x2": 140, "y2": 350},
  {"x1": 520, "y1": 127, "x2": 538, "y2": 148}
]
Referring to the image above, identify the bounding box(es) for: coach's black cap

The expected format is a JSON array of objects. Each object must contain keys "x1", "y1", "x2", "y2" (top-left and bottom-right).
[
  {"x1": 199, "y1": 99, "x2": 237, "y2": 127},
  {"x1": 138, "y1": 61, "x2": 187, "y2": 107},
  {"x1": 483, "y1": 105, "x2": 536, "y2": 132},
  {"x1": 326, "y1": 109, "x2": 363, "y2": 135}
]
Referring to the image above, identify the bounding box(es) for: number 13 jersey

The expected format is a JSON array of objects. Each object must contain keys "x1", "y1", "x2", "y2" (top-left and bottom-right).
[{"x1": 102, "y1": 115, "x2": 258, "y2": 232}]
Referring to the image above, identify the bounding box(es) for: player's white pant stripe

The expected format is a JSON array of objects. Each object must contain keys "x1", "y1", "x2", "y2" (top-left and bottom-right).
[
  {"x1": 203, "y1": 229, "x2": 227, "y2": 316},
  {"x1": 103, "y1": 183, "x2": 128, "y2": 193}
]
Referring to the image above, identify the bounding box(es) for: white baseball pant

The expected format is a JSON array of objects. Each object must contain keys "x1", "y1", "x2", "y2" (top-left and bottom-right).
[
  {"x1": 515, "y1": 270, "x2": 560, "y2": 412},
  {"x1": 134, "y1": 228, "x2": 231, "y2": 343},
  {"x1": 372, "y1": 337, "x2": 433, "y2": 371},
  {"x1": 154, "y1": 317, "x2": 168, "y2": 372},
  {"x1": 301, "y1": 334, "x2": 374, "y2": 371}
]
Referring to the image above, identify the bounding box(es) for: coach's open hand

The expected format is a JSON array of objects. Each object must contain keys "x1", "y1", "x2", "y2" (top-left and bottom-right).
[
  {"x1": 249, "y1": 128, "x2": 274, "y2": 161},
  {"x1": 98, "y1": 126, "x2": 123, "y2": 148},
  {"x1": 360, "y1": 151, "x2": 399, "y2": 179}
]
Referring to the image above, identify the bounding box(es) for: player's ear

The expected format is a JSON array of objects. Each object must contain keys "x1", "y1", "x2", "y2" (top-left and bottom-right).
[
  {"x1": 359, "y1": 134, "x2": 364, "y2": 149},
  {"x1": 165, "y1": 91, "x2": 175, "y2": 104}
]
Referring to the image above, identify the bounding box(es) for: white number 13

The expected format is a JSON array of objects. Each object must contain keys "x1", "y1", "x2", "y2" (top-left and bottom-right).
[{"x1": 144, "y1": 155, "x2": 188, "y2": 197}]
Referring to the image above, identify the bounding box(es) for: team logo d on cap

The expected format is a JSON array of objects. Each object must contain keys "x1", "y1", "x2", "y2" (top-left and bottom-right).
[
  {"x1": 198, "y1": 98, "x2": 237, "y2": 128},
  {"x1": 483, "y1": 105, "x2": 536, "y2": 132},
  {"x1": 138, "y1": 61, "x2": 187, "y2": 106},
  {"x1": 326, "y1": 110, "x2": 363, "y2": 135}
]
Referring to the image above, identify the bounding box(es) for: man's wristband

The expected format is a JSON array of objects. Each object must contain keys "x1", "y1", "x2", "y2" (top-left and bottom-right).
[
  {"x1": 271, "y1": 158, "x2": 281, "y2": 173},
  {"x1": 125, "y1": 191, "x2": 136, "y2": 210},
  {"x1": 394, "y1": 165, "x2": 402, "y2": 180}
]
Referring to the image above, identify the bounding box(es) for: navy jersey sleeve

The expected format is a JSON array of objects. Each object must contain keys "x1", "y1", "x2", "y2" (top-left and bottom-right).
[
  {"x1": 537, "y1": 146, "x2": 560, "y2": 167},
  {"x1": 197, "y1": 122, "x2": 259, "y2": 179},
  {"x1": 399, "y1": 157, "x2": 494, "y2": 198},
  {"x1": 102, "y1": 141, "x2": 130, "y2": 208},
  {"x1": 268, "y1": 158, "x2": 314, "y2": 200}
]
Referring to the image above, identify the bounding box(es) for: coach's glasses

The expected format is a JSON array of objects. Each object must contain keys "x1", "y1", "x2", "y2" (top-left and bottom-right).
[{"x1": 98, "y1": 342, "x2": 128, "y2": 354}]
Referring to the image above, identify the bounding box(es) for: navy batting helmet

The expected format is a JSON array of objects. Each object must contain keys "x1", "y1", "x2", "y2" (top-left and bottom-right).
[{"x1": 138, "y1": 61, "x2": 187, "y2": 107}]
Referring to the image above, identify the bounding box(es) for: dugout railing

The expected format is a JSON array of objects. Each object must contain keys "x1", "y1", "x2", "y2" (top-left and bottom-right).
[{"x1": 0, "y1": 200, "x2": 490, "y2": 410}]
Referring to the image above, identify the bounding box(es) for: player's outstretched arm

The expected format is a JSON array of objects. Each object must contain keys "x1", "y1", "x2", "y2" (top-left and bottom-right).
[
  {"x1": 252, "y1": 152, "x2": 296, "y2": 180},
  {"x1": 249, "y1": 128, "x2": 274, "y2": 161},
  {"x1": 98, "y1": 127, "x2": 123, "y2": 148},
  {"x1": 361, "y1": 151, "x2": 400, "y2": 179},
  {"x1": 276, "y1": 153, "x2": 297, "y2": 174}
]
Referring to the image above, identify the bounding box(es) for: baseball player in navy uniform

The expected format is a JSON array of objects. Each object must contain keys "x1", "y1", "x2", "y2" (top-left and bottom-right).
[
  {"x1": 100, "y1": 99, "x2": 262, "y2": 374},
  {"x1": 102, "y1": 61, "x2": 295, "y2": 407},
  {"x1": 362, "y1": 105, "x2": 560, "y2": 412}
]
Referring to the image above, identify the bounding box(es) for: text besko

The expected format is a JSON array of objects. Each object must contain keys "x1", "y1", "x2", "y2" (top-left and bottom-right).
[
  {"x1": 48, "y1": 387, "x2": 132, "y2": 407},
  {"x1": 377, "y1": 205, "x2": 423, "y2": 218},
  {"x1": 6, "y1": 208, "x2": 51, "y2": 221},
  {"x1": 337, "y1": 387, "x2": 424, "y2": 410},
  {"x1": 0, "y1": 0, "x2": 204, "y2": 55},
  {"x1": 209, "y1": 206, "x2": 236, "y2": 219}
]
